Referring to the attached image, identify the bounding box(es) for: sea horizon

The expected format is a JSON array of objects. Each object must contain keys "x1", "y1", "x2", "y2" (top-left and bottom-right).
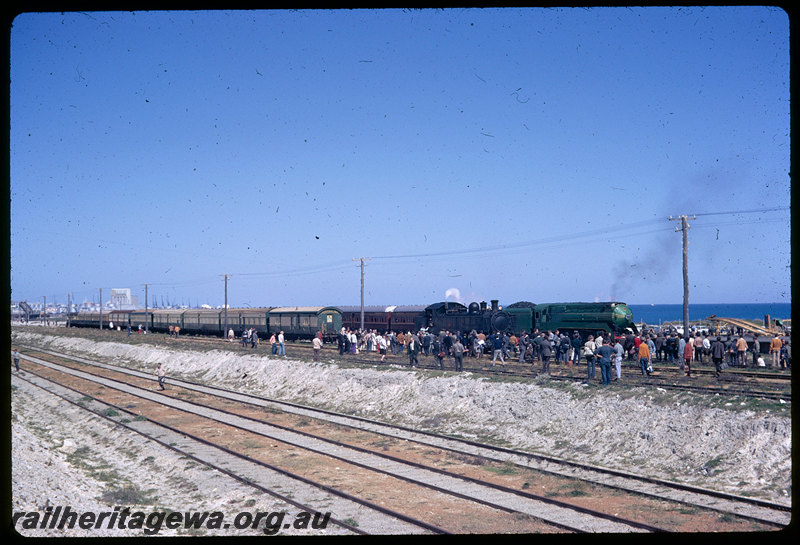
[{"x1": 627, "y1": 303, "x2": 791, "y2": 325}]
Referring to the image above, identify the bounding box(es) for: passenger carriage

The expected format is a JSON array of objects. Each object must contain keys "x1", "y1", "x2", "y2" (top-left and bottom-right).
[
  {"x1": 151, "y1": 308, "x2": 186, "y2": 334},
  {"x1": 181, "y1": 309, "x2": 225, "y2": 336},
  {"x1": 229, "y1": 307, "x2": 272, "y2": 337},
  {"x1": 268, "y1": 306, "x2": 342, "y2": 341}
]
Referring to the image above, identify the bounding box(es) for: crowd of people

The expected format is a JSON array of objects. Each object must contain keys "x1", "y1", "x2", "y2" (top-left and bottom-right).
[
  {"x1": 216, "y1": 324, "x2": 792, "y2": 385},
  {"x1": 331, "y1": 326, "x2": 791, "y2": 385},
  {"x1": 234, "y1": 328, "x2": 287, "y2": 356}
]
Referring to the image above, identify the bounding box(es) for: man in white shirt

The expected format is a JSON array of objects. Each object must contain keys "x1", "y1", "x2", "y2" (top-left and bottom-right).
[{"x1": 312, "y1": 333, "x2": 322, "y2": 361}]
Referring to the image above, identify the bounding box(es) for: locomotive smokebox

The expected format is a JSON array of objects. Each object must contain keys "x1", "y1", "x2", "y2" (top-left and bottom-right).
[{"x1": 491, "y1": 300, "x2": 499, "y2": 311}]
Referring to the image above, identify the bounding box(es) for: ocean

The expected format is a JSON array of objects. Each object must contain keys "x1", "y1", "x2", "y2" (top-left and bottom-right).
[{"x1": 627, "y1": 303, "x2": 791, "y2": 325}]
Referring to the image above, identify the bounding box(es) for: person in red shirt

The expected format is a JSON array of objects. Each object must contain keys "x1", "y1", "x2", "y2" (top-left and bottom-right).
[{"x1": 683, "y1": 338, "x2": 694, "y2": 377}]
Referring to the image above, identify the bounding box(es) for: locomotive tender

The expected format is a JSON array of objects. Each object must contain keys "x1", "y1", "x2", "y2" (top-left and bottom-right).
[{"x1": 68, "y1": 299, "x2": 636, "y2": 340}]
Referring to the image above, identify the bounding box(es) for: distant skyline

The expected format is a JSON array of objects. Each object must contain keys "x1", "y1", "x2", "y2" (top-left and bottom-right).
[{"x1": 9, "y1": 8, "x2": 791, "y2": 308}]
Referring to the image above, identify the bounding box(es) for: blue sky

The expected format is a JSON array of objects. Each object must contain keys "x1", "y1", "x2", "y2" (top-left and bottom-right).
[{"x1": 9, "y1": 7, "x2": 791, "y2": 309}]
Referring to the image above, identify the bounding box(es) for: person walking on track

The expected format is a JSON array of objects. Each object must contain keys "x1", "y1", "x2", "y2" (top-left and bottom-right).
[{"x1": 154, "y1": 362, "x2": 166, "y2": 391}]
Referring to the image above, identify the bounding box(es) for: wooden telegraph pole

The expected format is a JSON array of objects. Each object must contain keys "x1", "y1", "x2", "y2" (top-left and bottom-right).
[
  {"x1": 352, "y1": 258, "x2": 371, "y2": 331},
  {"x1": 220, "y1": 274, "x2": 230, "y2": 340},
  {"x1": 669, "y1": 215, "x2": 695, "y2": 336}
]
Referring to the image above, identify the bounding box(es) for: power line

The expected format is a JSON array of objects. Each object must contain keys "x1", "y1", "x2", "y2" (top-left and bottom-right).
[
  {"x1": 233, "y1": 261, "x2": 353, "y2": 278},
  {"x1": 45, "y1": 208, "x2": 788, "y2": 305},
  {"x1": 371, "y1": 218, "x2": 667, "y2": 261},
  {"x1": 683, "y1": 206, "x2": 789, "y2": 218}
]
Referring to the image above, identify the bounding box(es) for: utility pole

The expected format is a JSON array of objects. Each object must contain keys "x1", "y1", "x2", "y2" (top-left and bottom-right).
[
  {"x1": 220, "y1": 274, "x2": 230, "y2": 340},
  {"x1": 352, "y1": 257, "x2": 371, "y2": 331},
  {"x1": 669, "y1": 215, "x2": 695, "y2": 336},
  {"x1": 144, "y1": 283, "x2": 149, "y2": 334},
  {"x1": 99, "y1": 288, "x2": 102, "y2": 329},
  {"x1": 42, "y1": 296, "x2": 46, "y2": 326}
]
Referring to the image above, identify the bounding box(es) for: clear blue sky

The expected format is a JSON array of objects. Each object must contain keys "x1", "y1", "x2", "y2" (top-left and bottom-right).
[{"x1": 9, "y1": 7, "x2": 791, "y2": 309}]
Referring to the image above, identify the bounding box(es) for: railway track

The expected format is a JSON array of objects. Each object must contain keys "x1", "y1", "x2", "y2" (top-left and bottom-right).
[
  {"x1": 265, "y1": 340, "x2": 791, "y2": 401},
  {"x1": 18, "y1": 324, "x2": 790, "y2": 402},
  {"x1": 12, "y1": 347, "x2": 791, "y2": 532},
  {"x1": 14, "y1": 354, "x2": 650, "y2": 534}
]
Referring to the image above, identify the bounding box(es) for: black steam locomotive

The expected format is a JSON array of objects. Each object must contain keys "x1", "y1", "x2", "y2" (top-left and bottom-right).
[{"x1": 413, "y1": 300, "x2": 515, "y2": 335}]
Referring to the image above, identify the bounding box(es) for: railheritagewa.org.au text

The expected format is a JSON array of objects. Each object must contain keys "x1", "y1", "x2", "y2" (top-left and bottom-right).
[{"x1": 13, "y1": 505, "x2": 332, "y2": 535}]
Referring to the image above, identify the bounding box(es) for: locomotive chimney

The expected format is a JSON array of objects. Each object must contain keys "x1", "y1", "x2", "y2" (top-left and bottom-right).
[
  {"x1": 491, "y1": 300, "x2": 499, "y2": 311},
  {"x1": 480, "y1": 301, "x2": 487, "y2": 312}
]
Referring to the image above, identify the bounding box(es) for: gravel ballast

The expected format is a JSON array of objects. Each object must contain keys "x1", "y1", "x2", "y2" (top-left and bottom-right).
[{"x1": 10, "y1": 330, "x2": 792, "y2": 535}]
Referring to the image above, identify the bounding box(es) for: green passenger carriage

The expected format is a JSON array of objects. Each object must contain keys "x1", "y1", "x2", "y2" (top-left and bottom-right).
[{"x1": 268, "y1": 306, "x2": 342, "y2": 341}]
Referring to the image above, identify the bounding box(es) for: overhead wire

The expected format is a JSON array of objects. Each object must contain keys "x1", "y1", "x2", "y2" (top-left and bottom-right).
[
  {"x1": 370, "y1": 218, "x2": 668, "y2": 261},
  {"x1": 680, "y1": 206, "x2": 790, "y2": 218},
  {"x1": 150, "y1": 210, "x2": 787, "y2": 282},
  {"x1": 77, "y1": 207, "x2": 788, "y2": 302}
]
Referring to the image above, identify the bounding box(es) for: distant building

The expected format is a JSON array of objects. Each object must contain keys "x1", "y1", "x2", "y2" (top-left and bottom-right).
[{"x1": 110, "y1": 288, "x2": 140, "y2": 310}]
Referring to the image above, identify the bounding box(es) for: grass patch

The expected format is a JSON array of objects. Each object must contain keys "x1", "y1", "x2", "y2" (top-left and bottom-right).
[
  {"x1": 66, "y1": 446, "x2": 92, "y2": 466},
  {"x1": 484, "y1": 462, "x2": 520, "y2": 476},
  {"x1": 704, "y1": 456, "x2": 724, "y2": 468},
  {"x1": 101, "y1": 484, "x2": 158, "y2": 506},
  {"x1": 368, "y1": 439, "x2": 393, "y2": 449},
  {"x1": 545, "y1": 482, "x2": 590, "y2": 498},
  {"x1": 568, "y1": 487, "x2": 589, "y2": 497},
  {"x1": 239, "y1": 439, "x2": 266, "y2": 450},
  {"x1": 93, "y1": 470, "x2": 119, "y2": 483},
  {"x1": 450, "y1": 452, "x2": 484, "y2": 466}
]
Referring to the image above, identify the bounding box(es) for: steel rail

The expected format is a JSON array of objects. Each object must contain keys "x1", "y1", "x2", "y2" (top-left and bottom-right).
[
  {"x1": 19, "y1": 357, "x2": 644, "y2": 534},
  {"x1": 14, "y1": 346, "x2": 791, "y2": 527},
  {"x1": 10, "y1": 373, "x2": 370, "y2": 536},
  {"x1": 13, "y1": 370, "x2": 448, "y2": 535}
]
